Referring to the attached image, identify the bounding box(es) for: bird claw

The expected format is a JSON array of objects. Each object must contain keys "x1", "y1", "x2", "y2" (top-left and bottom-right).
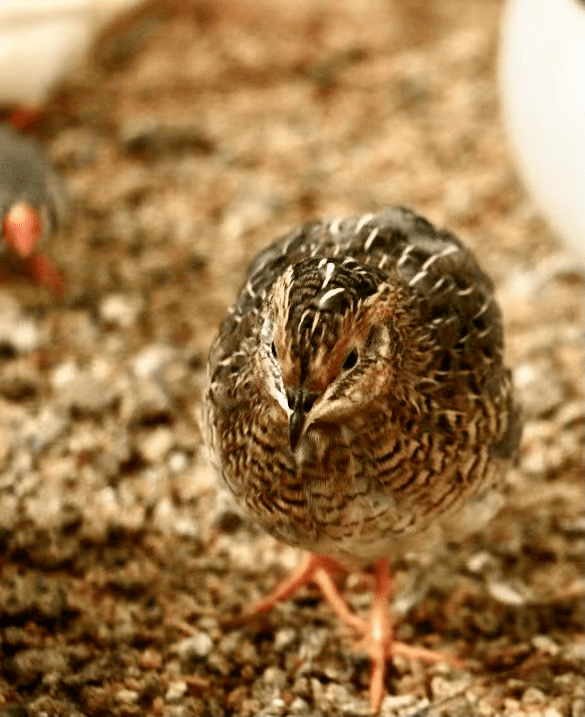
[{"x1": 228, "y1": 554, "x2": 465, "y2": 713}]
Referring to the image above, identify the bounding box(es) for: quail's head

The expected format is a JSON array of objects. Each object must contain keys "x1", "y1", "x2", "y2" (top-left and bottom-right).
[{"x1": 254, "y1": 255, "x2": 429, "y2": 455}]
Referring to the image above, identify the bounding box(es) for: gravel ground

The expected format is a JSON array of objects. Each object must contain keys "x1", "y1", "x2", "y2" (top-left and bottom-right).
[{"x1": 0, "y1": 1, "x2": 583, "y2": 716}]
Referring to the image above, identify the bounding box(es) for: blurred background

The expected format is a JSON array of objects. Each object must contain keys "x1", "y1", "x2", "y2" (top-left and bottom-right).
[{"x1": 0, "y1": 1, "x2": 583, "y2": 716}]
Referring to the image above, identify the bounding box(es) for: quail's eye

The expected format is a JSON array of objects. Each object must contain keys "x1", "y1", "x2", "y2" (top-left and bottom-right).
[
  {"x1": 271, "y1": 342, "x2": 277, "y2": 358},
  {"x1": 342, "y1": 348, "x2": 359, "y2": 371}
]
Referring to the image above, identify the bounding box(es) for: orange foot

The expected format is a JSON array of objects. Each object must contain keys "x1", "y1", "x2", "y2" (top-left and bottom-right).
[
  {"x1": 7, "y1": 107, "x2": 44, "y2": 131},
  {"x1": 238, "y1": 553, "x2": 464, "y2": 714},
  {"x1": 354, "y1": 558, "x2": 464, "y2": 713},
  {"x1": 24, "y1": 255, "x2": 66, "y2": 297}
]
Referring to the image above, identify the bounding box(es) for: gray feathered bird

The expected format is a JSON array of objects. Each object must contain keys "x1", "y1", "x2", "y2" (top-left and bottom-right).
[{"x1": 0, "y1": 124, "x2": 67, "y2": 294}]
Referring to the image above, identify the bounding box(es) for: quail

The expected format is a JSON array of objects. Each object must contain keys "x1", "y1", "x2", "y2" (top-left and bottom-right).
[
  {"x1": 0, "y1": 124, "x2": 67, "y2": 294},
  {"x1": 204, "y1": 206, "x2": 520, "y2": 712}
]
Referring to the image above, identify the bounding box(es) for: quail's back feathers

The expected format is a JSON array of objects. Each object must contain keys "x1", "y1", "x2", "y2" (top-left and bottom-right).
[{"x1": 205, "y1": 207, "x2": 519, "y2": 565}]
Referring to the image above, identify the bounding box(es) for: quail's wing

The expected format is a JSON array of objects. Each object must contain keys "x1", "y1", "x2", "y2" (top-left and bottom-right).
[{"x1": 327, "y1": 207, "x2": 519, "y2": 462}]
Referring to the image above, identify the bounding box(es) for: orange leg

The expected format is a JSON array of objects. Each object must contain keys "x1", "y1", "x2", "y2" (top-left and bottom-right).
[
  {"x1": 353, "y1": 558, "x2": 465, "y2": 712},
  {"x1": 237, "y1": 553, "x2": 464, "y2": 714},
  {"x1": 23, "y1": 255, "x2": 66, "y2": 297},
  {"x1": 365, "y1": 558, "x2": 394, "y2": 712},
  {"x1": 8, "y1": 107, "x2": 44, "y2": 131},
  {"x1": 240, "y1": 553, "x2": 356, "y2": 624}
]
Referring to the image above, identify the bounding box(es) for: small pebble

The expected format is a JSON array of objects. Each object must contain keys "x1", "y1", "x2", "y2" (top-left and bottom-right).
[
  {"x1": 531, "y1": 634, "x2": 561, "y2": 656},
  {"x1": 24, "y1": 408, "x2": 68, "y2": 454},
  {"x1": 100, "y1": 294, "x2": 142, "y2": 328},
  {"x1": 269, "y1": 697, "x2": 286, "y2": 712},
  {"x1": 168, "y1": 450, "x2": 189, "y2": 473},
  {"x1": 561, "y1": 641, "x2": 585, "y2": 662},
  {"x1": 174, "y1": 632, "x2": 213, "y2": 659},
  {"x1": 129, "y1": 379, "x2": 173, "y2": 424},
  {"x1": 262, "y1": 666, "x2": 287, "y2": 689},
  {"x1": 1, "y1": 704, "x2": 30, "y2": 717},
  {"x1": 165, "y1": 680, "x2": 188, "y2": 701},
  {"x1": 273, "y1": 627, "x2": 296, "y2": 652},
  {"x1": 58, "y1": 374, "x2": 117, "y2": 415},
  {"x1": 133, "y1": 344, "x2": 173, "y2": 378},
  {"x1": 381, "y1": 694, "x2": 419, "y2": 710},
  {"x1": 487, "y1": 580, "x2": 529, "y2": 606},
  {"x1": 324, "y1": 682, "x2": 352, "y2": 705},
  {"x1": 514, "y1": 360, "x2": 564, "y2": 418},
  {"x1": 152, "y1": 498, "x2": 199, "y2": 537},
  {"x1": 288, "y1": 697, "x2": 310, "y2": 714},
  {"x1": 521, "y1": 687, "x2": 547, "y2": 705},
  {"x1": 7, "y1": 319, "x2": 41, "y2": 353},
  {"x1": 115, "y1": 689, "x2": 139, "y2": 704},
  {"x1": 138, "y1": 426, "x2": 174, "y2": 463},
  {"x1": 559, "y1": 516, "x2": 585, "y2": 537},
  {"x1": 466, "y1": 550, "x2": 493, "y2": 573},
  {"x1": 52, "y1": 361, "x2": 78, "y2": 387},
  {"x1": 431, "y1": 675, "x2": 470, "y2": 701},
  {"x1": 0, "y1": 296, "x2": 41, "y2": 353},
  {"x1": 139, "y1": 647, "x2": 162, "y2": 670}
]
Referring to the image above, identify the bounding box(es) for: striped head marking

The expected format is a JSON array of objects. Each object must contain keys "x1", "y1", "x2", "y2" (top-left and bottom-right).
[{"x1": 260, "y1": 257, "x2": 401, "y2": 450}]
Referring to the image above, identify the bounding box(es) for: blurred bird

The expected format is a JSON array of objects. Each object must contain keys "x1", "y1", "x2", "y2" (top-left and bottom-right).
[
  {"x1": 500, "y1": 0, "x2": 585, "y2": 268},
  {"x1": 0, "y1": 0, "x2": 143, "y2": 126},
  {"x1": 0, "y1": 125, "x2": 67, "y2": 295}
]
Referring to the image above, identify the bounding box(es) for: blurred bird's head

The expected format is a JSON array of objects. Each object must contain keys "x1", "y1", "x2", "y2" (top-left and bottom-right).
[{"x1": 0, "y1": 124, "x2": 66, "y2": 260}]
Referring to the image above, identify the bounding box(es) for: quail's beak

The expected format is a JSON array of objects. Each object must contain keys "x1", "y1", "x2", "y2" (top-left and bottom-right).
[
  {"x1": 2, "y1": 202, "x2": 42, "y2": 258},
  {"x1": 289, "y1": 405, "x2": 305, "y2": 452},
  {"x1": 289, "y1": 389, "x2": 319, "y2": 451}
]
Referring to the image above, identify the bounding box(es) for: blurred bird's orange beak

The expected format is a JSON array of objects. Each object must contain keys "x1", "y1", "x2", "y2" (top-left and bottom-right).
[{"x1": 2, "y1": 202, "x2": 42, "y2": 258}]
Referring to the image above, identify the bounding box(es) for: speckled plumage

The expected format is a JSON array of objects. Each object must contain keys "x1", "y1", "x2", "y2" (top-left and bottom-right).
[{"x1": 205, "y1": 207, "x2": 519, "y2": 568}]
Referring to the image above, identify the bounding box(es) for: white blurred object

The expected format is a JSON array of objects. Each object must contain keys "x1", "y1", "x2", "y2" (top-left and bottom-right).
[
  {"x1": 0, "y1": 0, "x2": 143, "y2": 107},
  {"x1": 499, "y1": 0, "x2": 585, "y2": 265}
]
